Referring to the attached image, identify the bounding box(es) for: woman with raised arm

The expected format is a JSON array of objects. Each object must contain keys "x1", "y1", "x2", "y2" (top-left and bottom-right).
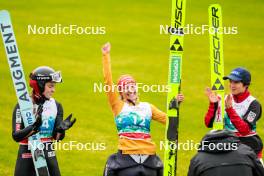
[{"x1": 102, "y1": 42, "x2": 184, "y2": 176}]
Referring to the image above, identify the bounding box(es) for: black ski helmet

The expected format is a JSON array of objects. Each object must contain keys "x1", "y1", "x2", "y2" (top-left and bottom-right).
[{"x1": 29, "y1": 66, "x2": 62, "y2": 95}]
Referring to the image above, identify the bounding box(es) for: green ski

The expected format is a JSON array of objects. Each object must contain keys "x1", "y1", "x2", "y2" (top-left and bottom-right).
[
  {"x1": 208, "y1": 4, "x2": 225, "y2": 130},
  {"x1": 163, "y1": 0, "x2": 186, "y2": 175}
]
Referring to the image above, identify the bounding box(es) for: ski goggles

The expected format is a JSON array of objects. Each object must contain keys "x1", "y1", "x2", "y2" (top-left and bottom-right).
[{"x1": 31, "y1": 71, "x2": 62, "y2": 83}]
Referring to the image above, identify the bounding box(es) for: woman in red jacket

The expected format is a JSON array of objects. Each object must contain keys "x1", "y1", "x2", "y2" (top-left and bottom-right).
[{"x1": 204, "y1": 67, "x2": 263, "y2": 163}]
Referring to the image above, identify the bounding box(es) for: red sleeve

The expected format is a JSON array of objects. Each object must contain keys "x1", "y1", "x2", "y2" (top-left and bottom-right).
[
  {"x1": 226, "y1": 107, "x2": 251, "y2": 135},
  {"x1": 204, "y1": 102, "x2": 217, "y2": 128}
]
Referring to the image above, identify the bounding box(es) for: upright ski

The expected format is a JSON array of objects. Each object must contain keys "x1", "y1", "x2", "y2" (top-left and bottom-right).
[
  {"x1": 208, "y1": 4, "x2": 225, "y2": 130},
  {"x1": 0, "y1": 10, "x2": 50, "y2": 176},
  {"x1": 163, "y1": 0, "x2": 186, "y2": 175}
]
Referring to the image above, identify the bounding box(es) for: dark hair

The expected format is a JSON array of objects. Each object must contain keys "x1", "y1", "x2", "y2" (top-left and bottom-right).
[{"x1": 243, "y1": 82, "x2": 250, "y2": 87}]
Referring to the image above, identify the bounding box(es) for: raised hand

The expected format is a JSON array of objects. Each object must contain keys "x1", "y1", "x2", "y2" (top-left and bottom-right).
[
  {"x1": 225, "y1": 94, "x2": 233, "y2": 109},
  {"x1": 102, "y1": 42, "x2": 111, "y2": 55},
  {"x1": 205, "y1": 87, "x2": 218, "y2": 103},
  {"x1": 32, "y1": 105, "x2": 43, "y2": 131}
]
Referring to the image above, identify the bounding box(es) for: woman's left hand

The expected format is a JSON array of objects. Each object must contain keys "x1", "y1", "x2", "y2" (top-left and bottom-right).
[{"x1": 225, "y1": 94, "x2": 233, "y2": 109}]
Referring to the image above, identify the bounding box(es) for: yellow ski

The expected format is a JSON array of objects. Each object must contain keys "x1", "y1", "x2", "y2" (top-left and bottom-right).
[
  {"x1": 208, "y1": 4, "x2": 225, "y2": 130},
  {"x1": 164, "y1": 0, "x2": 186, "y2": 175}
]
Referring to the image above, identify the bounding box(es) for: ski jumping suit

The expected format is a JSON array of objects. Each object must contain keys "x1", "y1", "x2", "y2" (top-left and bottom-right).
[
  {"x1": 204, "y1": 90, "x2": 263, "y2": 159},
  {"x1": 12, "y1": 98, "x2": 64, "y2": 176}
]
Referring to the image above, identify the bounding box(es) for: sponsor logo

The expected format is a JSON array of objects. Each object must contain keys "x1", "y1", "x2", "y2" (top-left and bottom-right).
[
  {"x1": 26, "y1": 111, "x2": 33, "y2": 125},
  {"x1": 169, "y1": 0, "x2": 184, "y2": 52},
  {"x1": 231, "y1": 71, "x2": 240, "y2": 76},
  {"x1": 173, "y1": 0, "x2": 183, "y2": 29},
  {"x1": 16, "y1": 109, "x2": 22, "y2": 123},
  {"x1": 48, "y1": 151, "x2": 56, "y2": 158},
  {"x1": 211, "y1": 6, "x2": 222, "y2": 76},
  {"x1": 22, "y1": 153, "x2": 32, "y2": 159},
  {"x1": 212, "y1": 78, "x2": 224, "y2": 90},
  {"x1": 0, "y1": 23, "x2": 30, "y2": 102},
  {"x1": 16, "y1": 124, "x2": 21, "y2": 131},
  {"x1": 170, "y1": 39, "x2": 183, "y2": 51},
  {"x1": 247, "y1": 111, "x2": 256, "y2": 123},
  {"x1": 170, "y1": 57, "x2": 181, "y2": 83}
]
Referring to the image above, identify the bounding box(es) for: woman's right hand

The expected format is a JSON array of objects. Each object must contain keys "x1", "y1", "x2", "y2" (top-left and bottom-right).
[
  {"x1": 32, "y1": 105, "x2": 43, "y2": 132},
  {"x1": 102, "y1": 42, "x2": 111, "y2": 55},
  {"x1": 205, "y1": 87, "x2": 218, "y2": 103}
]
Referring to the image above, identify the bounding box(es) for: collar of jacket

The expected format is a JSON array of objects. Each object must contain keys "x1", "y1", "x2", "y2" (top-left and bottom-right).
[{"x1": 233, "y1": 90, "x2": 250, "y2": 103}]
